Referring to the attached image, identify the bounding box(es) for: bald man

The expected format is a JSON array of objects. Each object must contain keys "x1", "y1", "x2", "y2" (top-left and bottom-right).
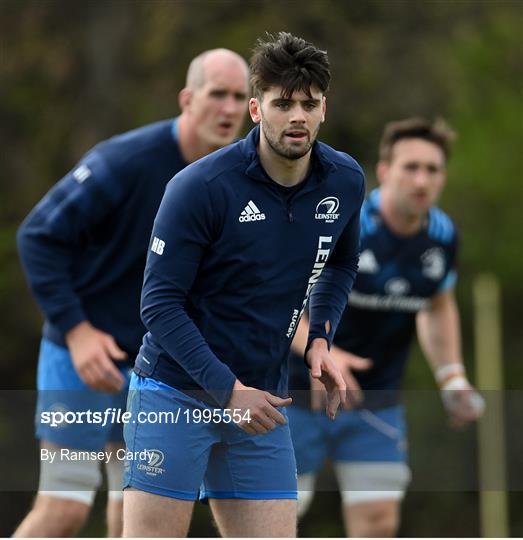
[{"x1": 15, "y1": 49, "x2": 249, "y2": 538}]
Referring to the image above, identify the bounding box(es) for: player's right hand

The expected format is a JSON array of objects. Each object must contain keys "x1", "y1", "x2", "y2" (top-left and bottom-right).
[
  {"x1": 440, "y1": 377, "x2": 485, "y2": 428},
  {"x1": 65, "y1": 321, "x2": 128, "y2": 393},
  {"x1": 227, "y1": 379, "x2": 292, "y2": 435}
]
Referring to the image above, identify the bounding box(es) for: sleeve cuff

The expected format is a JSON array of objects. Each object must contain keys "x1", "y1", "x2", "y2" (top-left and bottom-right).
[
  {"x1": 304, "y1": 335, "x2": 331, "y2": 368},
  {"x1": 207, "y1": 371, "x2": 237, "y2": 408},
  {"x1": 50, "y1": 305, "x2": 88, "y2": 336}
]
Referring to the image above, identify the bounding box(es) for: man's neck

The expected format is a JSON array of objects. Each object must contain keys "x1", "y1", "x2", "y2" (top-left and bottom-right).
[
  {"x1": 176, "y1": 114, "x2": 217, "y2": 163},
  {"x1": 258, "y1": 136, "x2": 311, "y2": 187},
  {"x1": 379, "y1": 189, "x2": 426, "y2": 236}
]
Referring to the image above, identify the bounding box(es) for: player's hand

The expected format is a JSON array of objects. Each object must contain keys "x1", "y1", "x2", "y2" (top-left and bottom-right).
[
  {"x1": 309, "y1": 374, "x2": 328, "y2": 411},
  {"x1": 440, "y1": 377, "x2": 485, "y2": 428},
  {"x1": 65, "y1": 321, "x2": 128, "y2": 393},
  {"x1": 227, "y1": 379, "x2": 292, "y2": 435},
  {"x1": 310, "y1": 347, "x2": 371, "y2": 411},
  {"x1": 306, "y1": 338, "x2": 348, "y2": 420},
  {"x1": 331, "y1": 347, "x2": 371, "y2": 410}
]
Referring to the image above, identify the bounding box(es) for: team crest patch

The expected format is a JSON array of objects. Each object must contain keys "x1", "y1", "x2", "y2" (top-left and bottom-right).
[
  {"x1": 136, "y1": 449, "x2": 165, "y2": 477},
  {"x1": 421, "y1": 248, "x2": 445, "y2": 280},
  {"x1": 315, "y1": 197, "x2": 340, "y2": 223}
]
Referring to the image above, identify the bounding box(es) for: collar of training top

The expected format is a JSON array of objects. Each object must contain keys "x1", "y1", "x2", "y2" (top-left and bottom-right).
[{"x1": 241, "y1": 125, "x2": 337, "y2": 184}]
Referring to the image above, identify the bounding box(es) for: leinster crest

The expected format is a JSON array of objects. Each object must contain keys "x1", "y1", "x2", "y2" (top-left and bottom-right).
[{"x1": 421, "y1": 248, "x2": 445, "y2": 280}]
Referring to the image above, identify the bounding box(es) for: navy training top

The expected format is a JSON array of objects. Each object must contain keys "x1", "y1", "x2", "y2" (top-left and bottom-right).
[
  {"x1": 17, "y1": 119, "x2": 188, "y2": 356},
  {"x1": 289, "y1": 188, "x2": 459, "y2": 409},
  {"x1": 134, "y1": 126, "x2": 366, "y2": 407}
]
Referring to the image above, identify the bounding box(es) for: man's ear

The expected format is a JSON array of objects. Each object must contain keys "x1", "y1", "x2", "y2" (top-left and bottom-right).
[
  {"x1": 178, "y1": 87, "x2": 192, "y2": 112},
  {"x1": 249, "y1": 97, "x2": 262, "y2": 124},
  {"x1": 376, "y1": 160, "x2": 389, "y2": 185},
  {"x1": 321, "y1": 96, "x2": 326, "y2": 123}
]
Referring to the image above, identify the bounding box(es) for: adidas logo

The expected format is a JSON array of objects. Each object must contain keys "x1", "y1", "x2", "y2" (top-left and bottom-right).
[
  {"x1": 239, "y1": 200, "x2": 266, "y2": 223},
  {"x1": 358, "y1": 249, "x2": 379, "y2": 274}
]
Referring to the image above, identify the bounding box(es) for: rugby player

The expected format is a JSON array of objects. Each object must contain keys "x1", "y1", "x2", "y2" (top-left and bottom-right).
[
  {"x1": 15, "y1": 49, "x2": 249, "y2": 537},
  {"x1": 122, "y1": 32, "x2": 365, "y2": 537},
  {"x1": 288, "y1": 117, "x2": 484, "y2": 537}
]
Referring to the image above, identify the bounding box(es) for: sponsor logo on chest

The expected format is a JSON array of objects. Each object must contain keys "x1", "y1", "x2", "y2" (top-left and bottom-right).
[
  {"x1": 384, "y1": 277, "x2": 411, "y2": 296},
  {"x1": 239, "y1": 200, "x2": 266, "y2": 222}
]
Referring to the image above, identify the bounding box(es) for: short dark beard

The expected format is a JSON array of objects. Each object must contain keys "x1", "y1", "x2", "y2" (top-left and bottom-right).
[
  {"x1": 264, "y1": 130, "x2": 312, "y2": 160},
  {"x1": 262, "y1": 121, "x2": 321, "y2": 160}
]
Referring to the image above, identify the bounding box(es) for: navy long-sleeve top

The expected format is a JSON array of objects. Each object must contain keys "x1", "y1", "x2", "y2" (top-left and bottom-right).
[
  {"x1": 17, "y1": 119, "x2": 188, "y2": 356},
  {"x1": 134, "y1": 126, "x2": 365, "y2": 407}
]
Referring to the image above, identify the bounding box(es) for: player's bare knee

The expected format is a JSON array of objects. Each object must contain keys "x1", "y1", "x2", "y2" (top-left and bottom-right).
[
  {"x1": 106, "y1": 497, "x2": 123, "y2": 538},
  {"x1": 365, "y1": 507, "x2": 397, "y2": 537},
  {"x1": 346, "y1": 501, "x2": 399, "y2": 538},
  {"x1": 37, "y1": 495, "x2": 90, "y2": 534},
  {"x1": 123, "y1": 489, "x2": 193, "y2": 537},
  {"x1": 56, "y1": 503, "x2": 89, "y2": 535}
]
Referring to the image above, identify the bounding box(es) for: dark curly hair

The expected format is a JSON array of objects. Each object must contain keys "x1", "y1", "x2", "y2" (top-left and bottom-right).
[{"x1": 250, "y1": 32, "x2": 330, "y2": 100}]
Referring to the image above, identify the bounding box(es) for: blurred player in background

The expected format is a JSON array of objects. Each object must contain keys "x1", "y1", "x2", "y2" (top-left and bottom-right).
[
  {"x1": 15, "y1": 48, "x2": 249, "y2": 537},
  {"x1": 288, "y1": 117, "x2": 485, "y2": 537}
]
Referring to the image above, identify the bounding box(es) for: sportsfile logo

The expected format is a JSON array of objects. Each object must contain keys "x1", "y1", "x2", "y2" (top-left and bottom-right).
[
  {"x1": 315, "y1": 196, "x2": 340, "y2": 223},
  {"x1": 47, "y1": 403, "x2": 69, "y2": 429},
  {"x1": 137, "y1": 449, "x2": 165, "y2": 477},
  {"x1": 239, "y1": 200, "x2": 266, "y2": 222}
]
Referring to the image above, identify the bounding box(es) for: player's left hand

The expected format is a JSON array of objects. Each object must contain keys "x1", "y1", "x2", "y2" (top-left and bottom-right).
[
  {"x1": 440, "y1": 377, "x2": 485, "y2": 428},
  {"x1": 309, "y1": 347, "x2": 371, "y2": 412},
  {"x1": 307, "y1": 338, "x2": 351, "y2": 420}
]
